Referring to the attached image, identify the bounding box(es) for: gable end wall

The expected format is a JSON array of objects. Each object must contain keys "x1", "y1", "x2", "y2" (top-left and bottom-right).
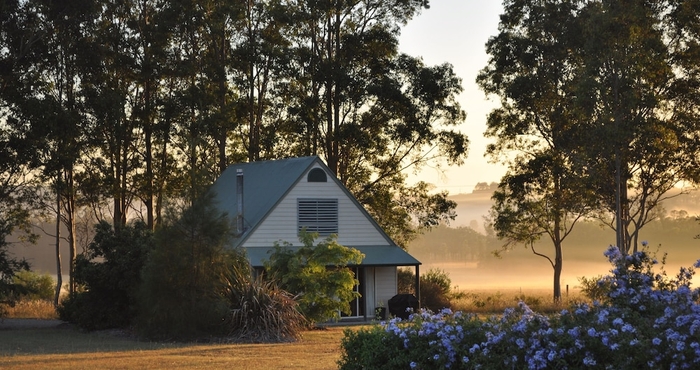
[{"x1": 242, "y1": 165, "x2": 390, "y2": 248}]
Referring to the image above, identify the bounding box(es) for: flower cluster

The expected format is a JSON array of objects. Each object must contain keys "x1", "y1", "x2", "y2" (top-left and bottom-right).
[{"x1": 339, "y1": 246, "x2": 700, "y2": 370}]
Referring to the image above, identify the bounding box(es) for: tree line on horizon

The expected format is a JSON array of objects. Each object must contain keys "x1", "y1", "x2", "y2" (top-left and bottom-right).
[{"x1": 410, "y1": 215, "x2": 700, "y2": 268}]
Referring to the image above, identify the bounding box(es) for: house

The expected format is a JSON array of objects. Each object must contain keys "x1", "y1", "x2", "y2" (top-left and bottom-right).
[{"x1": 210, "y1": 156, "x2": 421, "y2": 320}]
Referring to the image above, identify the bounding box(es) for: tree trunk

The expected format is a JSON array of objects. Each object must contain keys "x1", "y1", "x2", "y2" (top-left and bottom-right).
[
  {"x1": 553, "y1": 244, "x2": 562, "y2": 303},
  {"x1": 553, "y1": 208, "x2": 563, "y2": 303},
  {"x1": 65, "y1": 167, "x2": 77, "y2": 294},
  {"x1": 145, "y1": 78, "x2": 155, "y2": 230},
  {"x1": 53, "y1": 181, "x2": 62, "y2": 307}
]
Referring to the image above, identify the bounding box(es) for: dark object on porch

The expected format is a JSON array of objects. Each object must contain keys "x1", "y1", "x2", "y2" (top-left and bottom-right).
[{"x1": 388, "y1": 294, "x2": 419, "y2": 320}]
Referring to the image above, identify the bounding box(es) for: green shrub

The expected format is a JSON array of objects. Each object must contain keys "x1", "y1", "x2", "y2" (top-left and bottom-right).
[
  {"x1": 222, "y1": 257, "x2": 306, "y2": 342},
  {"x1": 338, "y1": 325, "x2": 409, "y2": 370},
  {"x1": 57, "y1": 220, "x2": 153, "y2": 330},
  {"x1": 13, "y1": 270, "x2": 54, "y2": 301},
  {"x1": 577, "y1": 274, "x2": 610, "y2": 302},
  {"x1": 264, "y1": 231, "x2": 363, "y2": 325},
  {"x1": 136, "y1": 193, "x2": 232, "y2": 340},
  {"x1": 399, "y1": 268, "x2": 453, "y2": 312},
  {"x1": 0, "y1": 217, "x2": 31, "y2": 318}
]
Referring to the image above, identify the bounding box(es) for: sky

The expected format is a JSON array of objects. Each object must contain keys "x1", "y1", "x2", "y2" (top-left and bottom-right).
[{"x1": 398, "y1": 1, "x2": 507, "y2": 195}]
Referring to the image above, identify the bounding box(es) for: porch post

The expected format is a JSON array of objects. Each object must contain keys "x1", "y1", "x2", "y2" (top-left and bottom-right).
[{"x1": 414, "y1": 265, "x2": 420, "y2": 310}]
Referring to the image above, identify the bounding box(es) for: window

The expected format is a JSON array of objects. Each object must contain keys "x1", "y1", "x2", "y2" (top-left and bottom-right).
[
  {"x1": 307, "y1": 168, "x2": 327, "y2": 182},
  {"x1": 297, "y1": 198, "x2": 338, "y2": 235}
]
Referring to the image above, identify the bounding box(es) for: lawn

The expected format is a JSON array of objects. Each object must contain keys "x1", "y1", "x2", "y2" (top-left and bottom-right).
[{"x1": 0, "y1": 325, "x2": 349, "y2": 370}]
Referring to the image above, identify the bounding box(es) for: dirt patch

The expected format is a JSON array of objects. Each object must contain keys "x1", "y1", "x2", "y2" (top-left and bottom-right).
[{"x1": 0, "y1": 318, "x2": 67, "y2": 330}]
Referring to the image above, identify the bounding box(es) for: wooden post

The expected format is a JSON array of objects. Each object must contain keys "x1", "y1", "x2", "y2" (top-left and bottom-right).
[{"x1": 414, "y1": 265, "x2": 420, "y2": 310}]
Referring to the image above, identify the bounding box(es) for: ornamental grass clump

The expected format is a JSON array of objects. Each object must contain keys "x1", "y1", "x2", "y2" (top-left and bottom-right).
[
  {"x1": 339, "y1": 246, "x2": 700, "y2": 369},
  {"x1": 222, "y1": 259, "x2": 307, "y2": 342}
]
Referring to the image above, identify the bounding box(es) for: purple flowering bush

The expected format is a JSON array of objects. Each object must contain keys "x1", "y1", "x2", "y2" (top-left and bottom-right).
[{"x1": 338, "y1": 246, "x2": 700, "y2": 369}]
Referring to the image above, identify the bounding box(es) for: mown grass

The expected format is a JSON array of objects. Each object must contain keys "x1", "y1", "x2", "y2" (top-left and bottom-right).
[{"x1": 0, "y1": 325, "x2": 348, "y2": 370}]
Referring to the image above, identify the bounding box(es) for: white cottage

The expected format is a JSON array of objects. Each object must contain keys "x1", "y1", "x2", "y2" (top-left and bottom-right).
[{"x1": 210, "y1": 156, "x2": 421, "y2": 320}]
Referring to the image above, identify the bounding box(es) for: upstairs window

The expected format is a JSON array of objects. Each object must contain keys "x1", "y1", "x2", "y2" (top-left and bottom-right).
[
  {"x1": 297, "y1": 198, "x2": 338, "y2": 235},
  {"x1": 307, "y1": 168, "x2": 327, "y2": 182}
]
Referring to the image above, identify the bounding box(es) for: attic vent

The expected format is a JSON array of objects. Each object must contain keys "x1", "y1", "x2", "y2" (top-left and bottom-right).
[
  {"x1": 297, "y1": 198, "x2": 338, "y2": 235},
  {"x1": 307, "y1": 168, "x2": 327, "y2": 182}
]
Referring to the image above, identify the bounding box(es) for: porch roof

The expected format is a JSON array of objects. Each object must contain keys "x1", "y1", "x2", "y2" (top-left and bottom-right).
[{"x1": 245, "y1": 245, "x2": 421, "y2": 268}]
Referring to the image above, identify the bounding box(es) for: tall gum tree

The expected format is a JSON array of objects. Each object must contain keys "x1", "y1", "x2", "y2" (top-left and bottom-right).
[
  {"x1": 573, "y1": 0, "x2": 700, "y2": 255},
  {"x1": 284, "y1": 0, "x2": 469, "y2": 245},
  {"x1": 477, "y1": 0, "x2": 594, "y2": 302}
]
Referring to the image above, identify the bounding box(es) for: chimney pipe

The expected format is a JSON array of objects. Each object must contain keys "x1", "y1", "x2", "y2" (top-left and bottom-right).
[{"x1": 236, "y1": 169, "x2": 244, "y2": 235}]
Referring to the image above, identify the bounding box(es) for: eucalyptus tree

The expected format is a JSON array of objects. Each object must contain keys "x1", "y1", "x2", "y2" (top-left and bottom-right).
[
  {"x1": 282, "y1": 0, "x2": 468, "y2": 246},
  {"x1": 229, "y1": 0, "x2": 292, "y2": 162},
  {"x1": 572, "y1": 0, "x2": 700, "y2": 255},
  {"x1": 0, "y1": 4, "x2": 36, "y2": 303},
  {"x1": 478, "y1": 0, "x2": 595, "y2": 301},
  {"x1": 161, "y1": 0, "x2": 246, "y2": 204},
  {"x1": 78, "y1": 0, "x2": 145, "y2": 228},
  {"x1": 0, "y1": 0, "x2": 103, "y2": 296},
  {"x1": 480, "y1": 0, "x2": 700, "y2": 294}
]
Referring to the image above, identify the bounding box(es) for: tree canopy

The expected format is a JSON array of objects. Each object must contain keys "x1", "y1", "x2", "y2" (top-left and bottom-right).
[{"x1": 0, "y1": 0, "x2": 467, "y2": 289}]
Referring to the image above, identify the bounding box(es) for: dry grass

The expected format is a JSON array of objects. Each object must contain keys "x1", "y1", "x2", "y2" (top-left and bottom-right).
[
  {"x1": 0, "y1": 325, "x2": 350, "y2": 370},
  {"x1": 450, "y1": 288, "x2": 589, "y2": 315},
  {"x1": 3, "y1": 300, "x2": 58, "y2": 319}
]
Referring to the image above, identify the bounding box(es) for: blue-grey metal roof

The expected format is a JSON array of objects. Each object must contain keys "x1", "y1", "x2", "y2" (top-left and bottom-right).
[
  {"x1": 245, "y1": 245, "x2": 421, "y2": 268},
  {"x1": 209, "y1": 156, "x2": 318, "y2": 248}
]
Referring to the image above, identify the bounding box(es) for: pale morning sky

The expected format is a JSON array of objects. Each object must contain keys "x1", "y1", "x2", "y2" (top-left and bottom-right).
[{"x1": 399, "y1": 1, "x2": 507, "y2": 195}]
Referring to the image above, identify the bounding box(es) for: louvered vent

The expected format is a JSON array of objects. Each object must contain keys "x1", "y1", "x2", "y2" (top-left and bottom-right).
[{"x1": 297, "y1": 198, "x2": 338, "y2": 235}]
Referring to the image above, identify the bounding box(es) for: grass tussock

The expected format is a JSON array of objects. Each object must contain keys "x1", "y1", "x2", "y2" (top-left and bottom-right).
[
  {"x1": 450, "y1": 289, "x2": 588, "y2": 314},
  {"x1": 3, "y1": 299, "x2": 58, "y2": 319}
]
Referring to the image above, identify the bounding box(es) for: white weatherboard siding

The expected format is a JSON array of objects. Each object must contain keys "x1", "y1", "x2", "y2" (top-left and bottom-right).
[
  {"x1": 375, "y1": 266, "x2": 397, "y2": 309},
  {"x1": 242, "y1": 165, "x2": 389, "y2": 247}
]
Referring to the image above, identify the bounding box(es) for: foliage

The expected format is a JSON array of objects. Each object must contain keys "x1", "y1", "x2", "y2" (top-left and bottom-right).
[
  {"x1": 338, "y1": 325, "x2": 412, "y2": 370},
  {"x1": 0, "y1": 217, "x2": 31, "y2": 318},
  {"x1": 477, "y1": 0, "x2": 602, "y2": 302},
  {"x1": 222, "y1": 251, "x2": 307, "y2": 342},
  {"x1": 398, "y1": 268, "x2": 453, "y2": 313},
  {"x1": 58, "y1": 220, "x2": 154, "y2": 330},
  {"x1": 0, "y1": 0, "x2": 466, "y2": 255},
  {"x1": 264, "y1": 231, "x2": 363, "y2": 325},
  {"x1": 578, "y1": 275, "x2": 612, "y2": 304},
  {"x1": 136, "y1": 193, "x2": 232, "y2": 340},
  {"x1": 12, "y1": 270, "x2": 54, "y2": 301},
  {"x1": 397, "y1": 268, "x2": 415, "y2": 295},
  {"x1": 339, "y1": 246, "x2": 700, "y2": 369}
]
